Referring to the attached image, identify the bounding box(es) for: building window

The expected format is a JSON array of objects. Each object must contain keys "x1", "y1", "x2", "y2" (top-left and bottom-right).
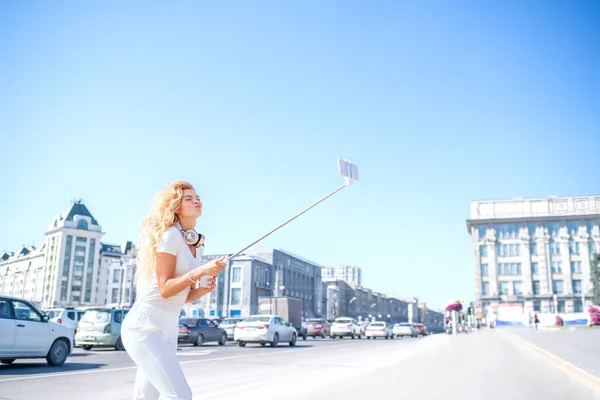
[
  {"x1": 231, "y1": 288, "x2": 241, "y2": 305},
  {"x1": 571, "y1": 261, "x2": 582, "y2": 273},
  {"x1": 528, "y1": 223, "x2": 537, "y2": 238},
  {"x1": 531, "y1": 262, "x2": 539, "y2": 275},
  {"x1": 551, "y1": 262, "x2": 562, "y2": 274},
  {"x1": 530, "y1": 243, "x2": 538, "y2": 255},
  {"x1": 496, "y1": 224, "x2": 519, "y2": 239},
  {"x1": 572, "y1": 280, "x2": 582, "y2": 294},
  {"x1": 548, "y1": 222, "x2": 560, "y2": 238},
  {"x1": 111, "y1": 288, "x2": 119, "y2": 303},
  {"x1": 574, "y1": 299, "x2": 583, "y2": 313},
  {"x1": 552, "y1": 280, "x2": 564, "y2": 294},
  {"x1": 232, "y1": 267, "x2": 241, "y2": 283},
  {"x1": 513, "y1": 281, "x2": 523, "y2": 296},
  {"x1": 77, "y1": 220, "x2": 89, "y2": 230},
  {"x1": 532, "y1": 280, "x2": 540, "y2": 295},
  {"x1": 482, "y1": 282, "x2": 489, "y2": 296},
  {"x1": 533, "y1": 300, "x2": 541, "y2": 312},
  {"x1": 550, "y1": 241, "x2": 560, "y2": 255},
  {"x1": 590, "y1": 241, "x2": 597, "y2": 258},
  {"x1": 479, "y1": 226, "x2": 487, "y2": 240},
  {"x1": 498, "y1": 263, "x2": 521, "y2": 276},
  {"x1": 479, "y1": 245, "x2": 487, "y2": 257},
  {"x1": 480, "y1": 264, "x2": 488, "y2": 277},
  {"x1": 569, "y1": 241, "x2": 580, "y2": 254},
  {"x1": 497, "y1": 244, "x2": 521, "y2": 257},
  {"x1": 498, "y1": 281, "x2": 509, "y2": 295},
  {"x1": 557, "y1": 300, "x2": 565, "y2": 313},
  {"x1": 568, "y1": 221, "x2": 581, "y2": 237},
  {"x1": 587, "y1": 221, "x2": 596, "y2": 237}
]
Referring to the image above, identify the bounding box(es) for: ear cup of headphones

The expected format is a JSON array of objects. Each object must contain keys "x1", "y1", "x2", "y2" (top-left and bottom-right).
[{"x1": 183, "y1": 229, "x2": 205, "y2": 248}]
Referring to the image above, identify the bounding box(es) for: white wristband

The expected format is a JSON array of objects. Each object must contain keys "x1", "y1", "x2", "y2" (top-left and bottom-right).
[{"x1": 186, "y1": 272, "x2": 196, "y2": 283}]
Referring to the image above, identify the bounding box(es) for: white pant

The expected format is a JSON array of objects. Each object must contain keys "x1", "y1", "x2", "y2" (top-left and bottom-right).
[{"x1": 121, "y1": 305, "x2": 192, "y2": 400}]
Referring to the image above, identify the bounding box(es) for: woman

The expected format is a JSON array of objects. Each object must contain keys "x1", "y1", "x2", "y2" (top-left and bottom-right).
[{"x1": 121, "y1": 180, "x2": 226, "y2": 400}]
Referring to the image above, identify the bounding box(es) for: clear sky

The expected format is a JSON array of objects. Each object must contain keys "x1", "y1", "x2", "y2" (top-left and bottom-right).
[{"x1": 1, "y1": 1, "x2": 599, "y2": 309}]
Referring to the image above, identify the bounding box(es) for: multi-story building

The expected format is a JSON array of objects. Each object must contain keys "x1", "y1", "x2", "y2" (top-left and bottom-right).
[
  {"x1": 99, "y1": 242, "x2": 135, "y2": 307},
  {"x1": 467, "y1": 195, "x2": 600, "y2": 317},
  {"x1": 321, "y1": 265, "x2": 362, "y2": 286},
  {"x1": 248, "y1": 247, "x2": 323, "y2": 317},
  {"x1": 0, "y1": 200, "x2": 135, "y2": 309}
]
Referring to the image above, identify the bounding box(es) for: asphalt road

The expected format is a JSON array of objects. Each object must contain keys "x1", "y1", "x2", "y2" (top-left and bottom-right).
[{"x1": 1, "y1": 332, "x2": 598, "y2": 400}]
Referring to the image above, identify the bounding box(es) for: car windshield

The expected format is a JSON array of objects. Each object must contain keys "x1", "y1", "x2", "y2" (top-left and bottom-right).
[
  {"x1": 81, "y1": 310, "x2": 110, "y2": 323},
  {"x1": 370, "y1": 322, "x2": 384, "y2": 326},
  {"x1": 244, "y1": 316, "x2": 270, "y2": 323},
  {"x1": 222, "y1": 318, "x2": 241, "y2": 324},
  {"x1": 398, "y1": 323, "x2": 411, "y2": 326},
  {"x1": 334, "y1": 319, "x2": 352, "y2": 324},
  {"x1": 307, "y1": 319, "x2": 324, "y2": 323}
]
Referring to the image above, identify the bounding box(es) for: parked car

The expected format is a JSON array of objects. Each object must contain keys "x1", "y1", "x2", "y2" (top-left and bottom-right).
[
  {"x1": 0, "y1": 295, "x2": 73, "y2": 366},
  {"x1": 43, "y1": 308, "x2": 86, "y2": 343},
  {"x1": 234, "y1": 315, "x2": 297, "y2": 347},
  {"x1": 75, "y1": 307, "x2": 130, "y2": 350},
  {"x1": 393, "y1": 322, "x2": 418, "y2": 338},
  {"x1": 178, "y1": 318, "x2": 227, "y2": 346},
  {"x1": 414, "y1": 323, "x2": 429, "y2": 336},
  {"x1": 330, "y1": 317, "x2": 362, "y2": 339},
  {"x1": 219, "y1": 317, "x2": 244, "y2": 340},
  {"x1": 306, "y1": 318, "x2": 330, "y2": 338},
  {"x1": 365, "y1": 321, "x2": 394, "y2": 339}
]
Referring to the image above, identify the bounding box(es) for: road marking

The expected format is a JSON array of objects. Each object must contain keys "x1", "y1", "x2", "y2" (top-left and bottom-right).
[
  {"x1": 0, "y1": 342, "x2": 357, "y2": 383},
  {"x1": 176, "y1": 350, "x2": 217, "y2": 356}
]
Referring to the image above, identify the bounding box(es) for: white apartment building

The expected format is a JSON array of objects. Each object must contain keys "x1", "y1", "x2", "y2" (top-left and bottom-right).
[
  {"x1": 321, "y1": 265, "x2": 362, "y2": 286},
  {"x1": 0, "y1": 200, "x2": 135, "y2": 309},
  {"x1": 467, "y1": 195, "x2": 600, "y2": 316}
]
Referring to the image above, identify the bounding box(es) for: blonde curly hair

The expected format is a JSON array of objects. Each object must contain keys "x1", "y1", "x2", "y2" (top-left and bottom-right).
[{"x1": 134, "y1": 180, "x2": 194, "y2": 290}]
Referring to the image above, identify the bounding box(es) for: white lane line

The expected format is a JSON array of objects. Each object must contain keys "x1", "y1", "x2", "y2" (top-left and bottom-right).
[{"x1": 0, "y1": 342, "x2": 356, "y2": 383}]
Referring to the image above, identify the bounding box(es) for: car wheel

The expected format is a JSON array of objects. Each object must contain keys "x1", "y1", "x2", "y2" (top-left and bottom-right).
[
  {"x1": 218, "y1": 333, "x2": 227, "y2": 346},
  {"x1": 238, "y1": 341, "x2": 246, "y2": 347},
  {"x1": 115, "y1": 336, "x2": 125, "y2": 351},
  {"x1": 289, "y1": 333, "x2": 297, "y2": 346},
  {"x1": 0, "y1": 359, "x2": 15, "y2": 365},
  {"x1": 46, "y1": 339, "x2": 69, "y2": 366},
  {"x1": 270, "y1": 333, "x2": 279, "y2": 347},
  {"x1": 194, "y1": 334, "x2": 204, "y2": 347},
  {"x1": 82, "y1": 345, "x2": 93, "y2": 350}
]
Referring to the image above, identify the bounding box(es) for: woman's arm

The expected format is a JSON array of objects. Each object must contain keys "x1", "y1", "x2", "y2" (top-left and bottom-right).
[
  {"x1": 156, "y1": 254, "x2": 225, "y2": 299},
  {"x1": 185, "y1": 285, "x2": 214, "y2": 303},
  {"x1": 156, "y1": 253, "x2": 199, "y2": 299}
]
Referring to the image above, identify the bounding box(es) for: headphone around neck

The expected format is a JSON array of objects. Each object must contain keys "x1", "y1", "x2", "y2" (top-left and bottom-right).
[{"x1": 175, "y1": 221, "x2": 205, "y2": 248}]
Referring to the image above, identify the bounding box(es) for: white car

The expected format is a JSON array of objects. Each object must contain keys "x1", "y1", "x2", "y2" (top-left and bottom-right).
[
  {"x1": 43, "y1": 308, "x2": 86, "y2": 340},
  {"x1": 393, "y1": 322, "x2": 418, "y2": 338},
  {"x1": 330, "y1": 317, "x2": 362, "y2": 339},
  {"x1": 234, "y1": 315, "x2": 297, "y2": 347},
  {"x1": 0, "y1": 295, "x2": 74, "y2": 366},
  {"x1": 365, "y1": 321, "x2": 394, "y2": 339}
]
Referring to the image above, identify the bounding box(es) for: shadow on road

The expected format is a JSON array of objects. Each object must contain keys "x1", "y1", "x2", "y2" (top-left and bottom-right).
[{"x1": 0, "y1": 362, "x2": 107, "y2": 376}]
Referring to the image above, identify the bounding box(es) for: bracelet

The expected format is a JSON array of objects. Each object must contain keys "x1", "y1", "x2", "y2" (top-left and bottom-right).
[{"x1": 186, "y1": 272, "x2": 196, "y2": 283}]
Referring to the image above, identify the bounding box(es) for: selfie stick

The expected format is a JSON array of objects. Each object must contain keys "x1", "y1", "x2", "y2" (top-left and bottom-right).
[{"x1": 225, "y1": 159, "x2": 359, "y2": 261}]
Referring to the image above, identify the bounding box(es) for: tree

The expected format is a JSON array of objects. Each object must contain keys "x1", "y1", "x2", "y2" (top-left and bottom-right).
[{"x1": 591, "y1": 254, "x2": 600, "y2": 306}]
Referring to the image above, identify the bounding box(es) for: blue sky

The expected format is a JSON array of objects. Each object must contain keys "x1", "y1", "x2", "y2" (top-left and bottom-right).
[{"x1": 1, "y1": 1, "x2": 599, "y2": 309}]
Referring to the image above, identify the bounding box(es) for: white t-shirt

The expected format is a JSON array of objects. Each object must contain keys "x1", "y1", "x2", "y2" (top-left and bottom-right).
[{"x1": 135, "y1": 225, "x2": 205, "y2": 313}]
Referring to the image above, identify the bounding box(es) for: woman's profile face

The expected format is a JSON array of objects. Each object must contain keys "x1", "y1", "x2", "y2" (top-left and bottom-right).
[{"x1": 177, "y1": 188, "x2": 202, "y2": 218}]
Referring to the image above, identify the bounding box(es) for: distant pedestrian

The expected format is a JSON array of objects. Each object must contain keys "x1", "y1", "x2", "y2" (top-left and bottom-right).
[{"x1": 534, "y1": 313, "x2": 540, "y2": 331}]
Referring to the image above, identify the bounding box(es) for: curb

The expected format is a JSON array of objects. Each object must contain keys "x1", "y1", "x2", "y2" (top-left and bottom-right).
[{"x1": 499, "y1": 330, "x2": 600, "y2": 395}]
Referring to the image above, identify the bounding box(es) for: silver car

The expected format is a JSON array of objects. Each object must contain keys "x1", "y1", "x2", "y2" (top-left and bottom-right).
[{"x1": 219, "y1": 317, "x2": 244, "y2": 340}]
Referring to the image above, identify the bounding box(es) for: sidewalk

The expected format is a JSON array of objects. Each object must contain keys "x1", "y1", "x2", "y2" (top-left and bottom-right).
[
  {"x1": 506, "y1": 327, "x2": 600, "y2": 377},
  {"x1": 306, "y1": 330, "x2": 599, "y2": 400}
]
